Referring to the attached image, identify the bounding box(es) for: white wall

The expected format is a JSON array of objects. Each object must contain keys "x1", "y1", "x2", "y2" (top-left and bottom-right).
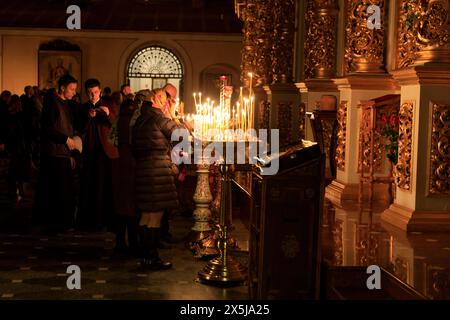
[{"x1": 0, "y1": 28, "x2": 242, "y2": 110}]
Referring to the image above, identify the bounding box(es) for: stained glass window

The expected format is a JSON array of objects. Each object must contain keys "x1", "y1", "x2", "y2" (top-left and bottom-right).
[{"x1": 127, "y1": 46, "x2": 183, "y2": 79}]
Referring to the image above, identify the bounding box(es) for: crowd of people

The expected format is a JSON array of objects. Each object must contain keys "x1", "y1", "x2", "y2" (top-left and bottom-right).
[{"x1": 0, "y1": 76, "x2": 189, "y2": 270}]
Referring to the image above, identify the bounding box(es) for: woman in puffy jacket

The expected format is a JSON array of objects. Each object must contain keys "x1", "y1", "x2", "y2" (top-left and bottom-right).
[{"x1": 132, "y1": 88, "x2": 185, "y2": 270}]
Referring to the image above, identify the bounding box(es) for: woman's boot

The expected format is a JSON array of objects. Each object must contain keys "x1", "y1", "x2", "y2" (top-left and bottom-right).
[{"x1": 141, "y1": 227, "x2": 172, "y2": 270}]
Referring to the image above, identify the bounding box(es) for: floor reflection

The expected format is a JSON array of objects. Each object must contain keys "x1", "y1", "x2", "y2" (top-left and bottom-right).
[{"x1": 322, "y1": 200, "x2": 450, "y2": 300}]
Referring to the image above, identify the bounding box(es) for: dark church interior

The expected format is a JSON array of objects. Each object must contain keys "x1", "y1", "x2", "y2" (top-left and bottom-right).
[{"x1": 0, "y1": 0, "x2": 450, "y2": 303}]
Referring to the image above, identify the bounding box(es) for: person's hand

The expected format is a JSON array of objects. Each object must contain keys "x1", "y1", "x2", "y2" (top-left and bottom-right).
[
  {"x1": 66, "y1": 137, "x2": 76, "y2": 150},
  {"x1": 99, "y1": 106, "x2": 110, "y2": 116},
  {"x1": 88, "y1": 109, "x2": 96, "y2": 118}
]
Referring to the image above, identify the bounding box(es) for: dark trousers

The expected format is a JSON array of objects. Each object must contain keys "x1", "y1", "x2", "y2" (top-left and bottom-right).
[{"x1": 33, "y1": 155, "x2": 75, "y2": 233}]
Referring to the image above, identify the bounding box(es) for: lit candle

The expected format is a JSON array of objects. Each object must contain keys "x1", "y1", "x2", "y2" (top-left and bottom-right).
[{"x1": 248, "y1": 72, "x2": 253, "y2": 99}]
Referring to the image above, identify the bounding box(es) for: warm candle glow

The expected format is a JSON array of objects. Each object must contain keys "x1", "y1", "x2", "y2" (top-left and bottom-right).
[{"x1": 189, "y1": 74, "x2": 257, "y2": 142}]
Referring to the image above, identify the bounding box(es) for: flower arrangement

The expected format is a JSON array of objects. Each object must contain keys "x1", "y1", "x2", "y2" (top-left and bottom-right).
[{"x1": 381, "y1": 114, "x2": 399, "y2": 165}]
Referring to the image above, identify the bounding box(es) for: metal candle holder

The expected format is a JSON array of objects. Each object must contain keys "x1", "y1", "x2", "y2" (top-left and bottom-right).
[{"x1": 197, "y1": 143, "x2": 247, "y2": 285}]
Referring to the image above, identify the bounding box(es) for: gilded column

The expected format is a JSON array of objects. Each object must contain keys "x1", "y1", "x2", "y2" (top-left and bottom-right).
[
  {"x1": 345, "y1": 0, "x2": 386, "y2": 74},
  {"x1": 396, "y1": 0, "x2": 450, "y2": 68},
  {"x1": 304, "y1": 0, "x2": 339, "y2": 79},
  {"x1": 238, "y1": 0, "x2": 258, "y2": 86},
  {"x1": 326, "y1": 0, "x2": 400, "y2": 205},
  {"x1": 271, "y1": 0, "x2": 296, "y2": 84},
  {"x1": 382, "y1": 0, "x2": 450, "y2": 231},
  {"x1": 299, "y1": 0, "x2": 340, "y2": 152}
]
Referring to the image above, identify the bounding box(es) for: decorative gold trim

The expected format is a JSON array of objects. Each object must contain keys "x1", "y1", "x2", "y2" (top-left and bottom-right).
[
  {"x1": 429, "y1": 102, "x2": 450, "y2": 196},
  {"x1": 336, "y1": 101, "x2": 347, "y2": 171},
  {"x1": 271, "y1": 0, "x2": 296, "y2": 84},
  {"x1": 278, "y1": 102, "x2": 293, "y2": 146},
  {"x1": 396, "y1": 0, "x2": 450, "y2": 69},
  {"x1": 344, "y1": 0, "x2": 386, "y2": 74},
  {"x1": 299, "y1": 102, "x2": 306, "y2": 140},
  {"x1": 304, "y1": 0, "x2": 339, "y2": 79},
  {"x1": 392, "y1": 66, "x2": 450, "y2": 86},
  {"x1": 394, "y1": 101, "x2": 414, "y2": 191}
]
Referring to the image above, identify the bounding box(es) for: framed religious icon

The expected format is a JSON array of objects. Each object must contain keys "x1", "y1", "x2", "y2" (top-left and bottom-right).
[{"x1": 38, "y1": 50, "x2": 82, "y2": 90}]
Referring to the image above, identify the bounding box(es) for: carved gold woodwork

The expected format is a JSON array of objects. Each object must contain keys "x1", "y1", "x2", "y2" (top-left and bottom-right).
[
  {"x1": 254, "y1": 0, "x2": 273, "y2": 87},
  {"x1": 239, "y1": 1, "x2": 258, "y2": 86},
  {"x1": 304, "y1": 0, "x2": 339, "y2": 79},
  {"x1": 358, "y1": 100, "x2": 399, "y2": 174},
  {"x1": 332, "y1": 218, "x2": 343, "y2": 266},
  {"x1": 237, "y1": 0, "x2": 295, "y2": 86},
  {"x1": 299, "y1": 102, "x2": 306, "y2": 139},
  {"x1": 259, "y1": 100, "x2": 271, "y2": 129},
  {"x1": 394, "y1": 102, "x2": 413, "y2": 191},
  {"x1": 396, "y1": 0, "x2": 450, "y2": 69},
  {"x1": 355, "y1": 224, "x2": 379, "y2": 266},
  {"x1": 344, "y1": 0, "x2": 386, "y2": 74},
  {"x1": 429, "y1": 102, "x2": 450, "y2": 196},
  {"x1": 336, "y1": 101, "x2": 347, "y2": 171},
  {"x1": 393, "y1": 256, "x2": 410, "y2": 284},
  {"x1": 396, "y1": 0, "x2": 422, "y2": 69},
  {"x1": 278, "y1": 102, "x2": 293, "y2": 146},
  {"x1": 358, "y1": 95, "x2": 400, "y2": 206},
  {"x1": 271, "y1": 0, "x2": 295, "y2": 84}
]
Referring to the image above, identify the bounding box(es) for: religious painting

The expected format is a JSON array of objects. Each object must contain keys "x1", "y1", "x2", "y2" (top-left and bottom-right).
[{"x1": 38, "y1": 50, "x2": 82, "y2": 90}]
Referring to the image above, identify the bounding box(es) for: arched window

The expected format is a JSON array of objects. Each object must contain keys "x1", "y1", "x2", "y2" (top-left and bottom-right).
[{"x1": 126, "y1": 46, "x2": 183, "y2": 97}]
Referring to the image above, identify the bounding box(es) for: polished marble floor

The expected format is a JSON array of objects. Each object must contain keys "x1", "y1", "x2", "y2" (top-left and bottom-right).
[
  {"x1": 322, "y1": 200, "x2": 450, "y2": 300},
  {"x1": 0, "y1": 185, "x2": 248, "y2": 300},
  {"x1": 1, "y1": 179, "x2": 450, "y2": 300}
]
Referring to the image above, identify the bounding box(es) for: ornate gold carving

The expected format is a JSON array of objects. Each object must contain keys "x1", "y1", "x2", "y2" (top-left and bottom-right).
[
  {"x1": 278, "y1": 102, "x2": 293, "y2": 146},
  {"x1": 429, "y1": 102, "x2": 450, "y2": 196},
  {"x1": 304, "y1": 0, "x2": 339, "y2": 79},
  {"x1": 239, "y1": 1, "x2": 258, "y2": 85},
  {"x1": 394, "y1": 102, "x2": 413, "y2": 190},
  {"x1": 397, "y1": 0, "x2": 450, "y2": 69},
  {"x1": 238, "y1": 0, "x2": 273, "y2": 87},
  {"x1": 358, "y1": 102, "x2": 380, "y2": 171},
  {"x1": 299, "y1": 102, "x2": 306, "y2": 140},
  {"x1": 259, "y1": 100, "x2": 271, "y2": 129},
  {"x1": 396, "y1": 0, "x2": 422, "y2": 69},
  {"x1": 332, "y1": 218, "x2": 343, "y2": 266},
  {"x1": 344, "y1": 0, "x2": 386, "y2": 74},
  {"x1": 358, "y1": 100, "x2": 399, "y2": 174},
  {"x1": 355, "y1": 224, "x2": 379, "y2": 266},
  {"x1": 393, "y1": 256, "x2": 410, "y2": 283},
  {"x1": 254, "y1": 0, "x2": 273, "y2": 86},
  {"x1": 271, "y1": 0, "x2": 295, "y2": 84},
  {"x1": 322, "y1": 119, "x2": 335, "y2": 163},
  {"x1": 336, "y1": 101, "x2": 347, "y2": 171}
]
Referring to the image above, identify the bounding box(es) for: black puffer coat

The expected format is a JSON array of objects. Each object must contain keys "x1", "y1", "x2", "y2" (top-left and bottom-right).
[{"x1": 132, "y1": 105, "x2": 183, "y2": 213}]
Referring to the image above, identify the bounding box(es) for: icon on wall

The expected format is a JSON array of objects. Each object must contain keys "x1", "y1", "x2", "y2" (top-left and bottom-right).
[{"x1": 38, "y1": 50, "x2": 82, "y2": 90}]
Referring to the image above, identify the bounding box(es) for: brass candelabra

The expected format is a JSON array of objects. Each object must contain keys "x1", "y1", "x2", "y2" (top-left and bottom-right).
[{"x1": 198, "y1": 144, "x2": 247, "y2": 285}]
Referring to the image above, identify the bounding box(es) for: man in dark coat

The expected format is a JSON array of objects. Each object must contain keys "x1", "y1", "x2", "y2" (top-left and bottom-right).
[
  {"x1": 77, "y1": 78, "x2": 118, "y2": 231},
  {"x1": 32, "y1": 75, "x2": 78, "y2": 234},
  {"x1": 132, "y1": 88, "x2": 185, "y2": 270}
]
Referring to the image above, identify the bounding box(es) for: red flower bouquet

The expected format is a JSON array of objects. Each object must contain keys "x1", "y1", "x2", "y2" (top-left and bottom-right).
[{"x1": 381, "y1": 114, "x2": 399, "y2": 164}]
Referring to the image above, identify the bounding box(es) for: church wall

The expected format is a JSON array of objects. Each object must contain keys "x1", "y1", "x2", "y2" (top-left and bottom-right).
[{"x1": 0, "y1": 28, "x2": 242, "y2": 106}]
